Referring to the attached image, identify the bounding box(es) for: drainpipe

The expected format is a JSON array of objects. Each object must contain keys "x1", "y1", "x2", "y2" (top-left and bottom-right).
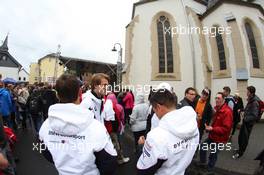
[{"x1": 180, "y1": 0, "x2": 196, "y2": 89}]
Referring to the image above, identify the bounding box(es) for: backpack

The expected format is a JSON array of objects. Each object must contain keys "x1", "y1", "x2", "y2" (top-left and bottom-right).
[
  {"x1": 29, "y1": 93, "x2": 41, "y2": 114},
  {"x1": 225, "y1": 96, "x2": 236, "y2": 110}
]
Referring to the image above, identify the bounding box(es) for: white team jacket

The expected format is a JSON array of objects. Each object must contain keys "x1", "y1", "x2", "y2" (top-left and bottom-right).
[
  {"x1": 137, "y1": 106, "x2": 199, "y2": 175},
  {"x1": 39, "y1": 103, "x2": 117, "y2": 175},
  {"x1": 81, "y1": 90, "x2": 115, "y2": 123}
]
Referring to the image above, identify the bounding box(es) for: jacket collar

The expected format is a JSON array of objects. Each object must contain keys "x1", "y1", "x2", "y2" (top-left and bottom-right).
[
  {"x1": 91, "y1": 90, "x2": 102, "y2": 100},
  {"x1": 215, "y1": 103, "x2": 227, "y2": 113}
]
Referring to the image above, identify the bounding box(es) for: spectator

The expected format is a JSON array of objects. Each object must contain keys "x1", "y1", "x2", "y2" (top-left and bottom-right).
[
  {"x1": 39, "y1": 74, "x2": 117, "y2": 175},
  {"x1": 137, "y1": 88, "x2": 199, "y2": 175},
  {"x1": 177, "y1": 87, "x2": 197, "y2": 109},
  {"x1": 195, "y1": 88, "x2": 213, "y2": 141},
  {"x1": 123, "y1": 89, "x2": 134, "y2": 124},
  {"x1": 233, "y1": 86, "x2": 260, "y2": 159},
  {"x1": 26, "y1": 86, "x2": 43, "y2": 134},
  {"x1": 199, "y1": 92, "x2": 233, "y2": 173},
  {"x1": 0, "y1": 81, "x2": 12, "y2": 128},
  {"x1": 17, "y1": 84, "x2": 29, "y2": 129},
  {"x1": 231, "y1": 92, "x2": 244, "y2": 137},
  {"x1": 223, "y1": 86, "x2": 235, "y2": 111},
  {"x1": 6, "y1": 84, "x2": 17, "y2": 130},
  {"x1": 106, "y1": 92, "x2": 130, "y2": 164},
  {"x1": 41, "y1": 84, "x2": 58, "y2": 120},
  {"x1": 129, "y1": 92, "x2": 149, "y2": 153}
]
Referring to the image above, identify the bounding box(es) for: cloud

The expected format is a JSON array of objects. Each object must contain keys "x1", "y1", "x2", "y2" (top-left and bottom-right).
[{"x1": 0, "y1": 0, "x2": 138, "y2": 71}]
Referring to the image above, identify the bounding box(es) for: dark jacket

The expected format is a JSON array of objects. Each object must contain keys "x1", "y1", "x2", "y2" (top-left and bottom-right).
[
  {"x1": 244, "y1": 95, "x2": 260, "y2": 123},
  {"x1": 41, "y1": 89, "x2": 58, "y2": 114},
  {"x1": 26, "y1": 89, "x2": 43, "y2": 115},
  {"x1": 233, "y1": 96, "x2": 244, "y2": 123},
  {"x1": 177, "y1": 97, "x2": 195, "y2": 109},
  {"x1": 209, "y1": 103, "x2": 233, "y2": 143},
  {"x1": 195, "y1": 100, "x2": 213, "y2": 131}
]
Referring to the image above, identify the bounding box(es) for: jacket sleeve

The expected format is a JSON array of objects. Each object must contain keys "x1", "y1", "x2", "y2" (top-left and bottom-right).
[
  {"x1": 176, "y1": 103, "x2": 182, "y2": 109},
  {"x1": 145, "y1": 110, "x2": 154, "y2": 136},
  {"x1": 38, "y1": 122, "x2": 54, "y2": 164},
  {"x1": 205, "y1": 104, "x2": 213, "y2": 125},
  {"x1": 130, "y1": 107, "x2": 138, "y2": 125},
  {"x1": 94, "y1": 126, "x2": 117, "y2": 175},
  {"x1": 212, "y1": 110, "x2": 233, "y2": 135},
  {"x1": 137, "y1": 134, "x2": 167, "y2": 175},
  {"x1": 227, "y1": 100, "x2": 234, "y2": 111},
  {"x1": 39, "y1": 141, "x2": 54, "y2": 164},
  {"x1": 244, "y1": 101, "x2": 259, "y2": 123},
  {"x1": 123, "y1": 94, "x2": 128, "y2": 103},
  {"x1": 6, "y1": 92, "x2": 12, "y2": 113}
]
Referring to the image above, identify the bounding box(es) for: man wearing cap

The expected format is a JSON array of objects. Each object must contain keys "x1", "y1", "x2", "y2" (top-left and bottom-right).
[{"x1": 137, "y1": 88, "x2": 199, "y2": 175}]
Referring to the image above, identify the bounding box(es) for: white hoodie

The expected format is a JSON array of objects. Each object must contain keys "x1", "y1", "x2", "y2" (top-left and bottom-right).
[
  {"x1": 137, "y1": 106, "x2": 199, "y2": 175},
  {"x1": 81, "y1": 90, "x2": 115, "y2": 123},
  {"x1": 39, "y1": 103, "x2": 117, "y2": 175}
]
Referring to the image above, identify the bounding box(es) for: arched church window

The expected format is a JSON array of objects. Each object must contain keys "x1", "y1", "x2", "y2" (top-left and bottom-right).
[
  {"x1": 215, "y1": 31, "x2": 226, "y2": 70},
  {"x1": 157, "y1": 16, "x2": 173, "y2": 73},
  {"x1": 245, "y1": 22, "x2": 260, "y2": 68}
]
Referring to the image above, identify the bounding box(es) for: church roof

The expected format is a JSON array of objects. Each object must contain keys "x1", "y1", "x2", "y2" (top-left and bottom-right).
[
  {"x1": 0, "y1": 35, "x2": 22, "y2": 68},
  {"x1": 200, "y1": 0, "x2": 264, "y2": 20},
  {"x1": 0, "y1": 35, "x2": 8, "y2": 51},
  {"x1": 131, "y1": 0, "x2": 264, "y2": 19}
]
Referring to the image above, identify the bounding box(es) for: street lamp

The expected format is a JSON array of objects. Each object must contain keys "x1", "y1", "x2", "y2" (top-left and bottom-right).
[{"x1": 111, "y1": 43, "x2": 122, "y2": 86}]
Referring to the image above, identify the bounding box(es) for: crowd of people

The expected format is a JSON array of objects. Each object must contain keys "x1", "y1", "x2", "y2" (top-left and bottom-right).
[
  {"x1": 0, "y1": 72, "x2": 263, "y2": 175},
  {"x1": 0, "y1": 79, "x2": 58, "y2": 174}
]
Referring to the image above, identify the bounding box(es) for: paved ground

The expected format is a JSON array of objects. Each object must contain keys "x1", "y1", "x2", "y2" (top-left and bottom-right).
[
  {"x1": 14, "y1": 126, "x2": 137, "y2": 175},
  {"x1": 13, "y1": 122, "x2": 263, "y2": 175},
  {"x1": 210, "y1": 121, "x2": 264, "y2": 175}
]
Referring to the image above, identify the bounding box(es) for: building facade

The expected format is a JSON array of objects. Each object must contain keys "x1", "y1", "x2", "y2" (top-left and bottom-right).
[
  {"x1": 18, "y1": 68, "x2": 29, "y2": 82},
  {"x1": 29, "y1": 63, "x2": 40, "y2": 84},
  {"x1": 0, "y1": 35, "x2": 22, "y2": 80},
  {"x1": 123, "y1": 0, "x2": 264, "y2": 103},
  {"x1": 30, "y1": 54, "x2": 116, "y2": 85}
]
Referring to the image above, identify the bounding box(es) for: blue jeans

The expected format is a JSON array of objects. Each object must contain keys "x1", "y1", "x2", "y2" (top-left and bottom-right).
[{"x1": 200, "y1": 138, "x2": 219, "y2": 170}]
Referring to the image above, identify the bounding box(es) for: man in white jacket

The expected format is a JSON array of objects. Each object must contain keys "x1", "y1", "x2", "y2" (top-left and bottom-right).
[
  {"x1": 80, "y1": 73, "x2": 129, "y2": 164},
  {"x1": 137, "y1": 88, "x2": 199, "y2": 175},
  {"x1": 81, "y1": 73, "x2": 115, "y2": 123},
  {"x1": 39, "y1": 74, "x2": 117, "y2": 175}
]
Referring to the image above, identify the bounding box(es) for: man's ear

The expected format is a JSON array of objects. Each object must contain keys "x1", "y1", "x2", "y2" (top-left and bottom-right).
[{"x1": 75, "y1": 95, "x2": 80, "y2": 105}]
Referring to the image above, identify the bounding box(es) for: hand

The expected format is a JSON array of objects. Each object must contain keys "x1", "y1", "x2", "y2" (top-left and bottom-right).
[
  {"x1": 0, "y1": 153, "x2": 9, "y2": 170},
  {"x1": 205, "y1": 124, "x2": 213, "y2": 131},
  {"x1": 138, "y1": 136, "x2": 145, "y2": 145}
]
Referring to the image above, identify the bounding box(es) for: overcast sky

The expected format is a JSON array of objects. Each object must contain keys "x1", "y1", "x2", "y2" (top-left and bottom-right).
[{"x1": 0, "y1": 0, "x2": 138, "y2": 71}]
